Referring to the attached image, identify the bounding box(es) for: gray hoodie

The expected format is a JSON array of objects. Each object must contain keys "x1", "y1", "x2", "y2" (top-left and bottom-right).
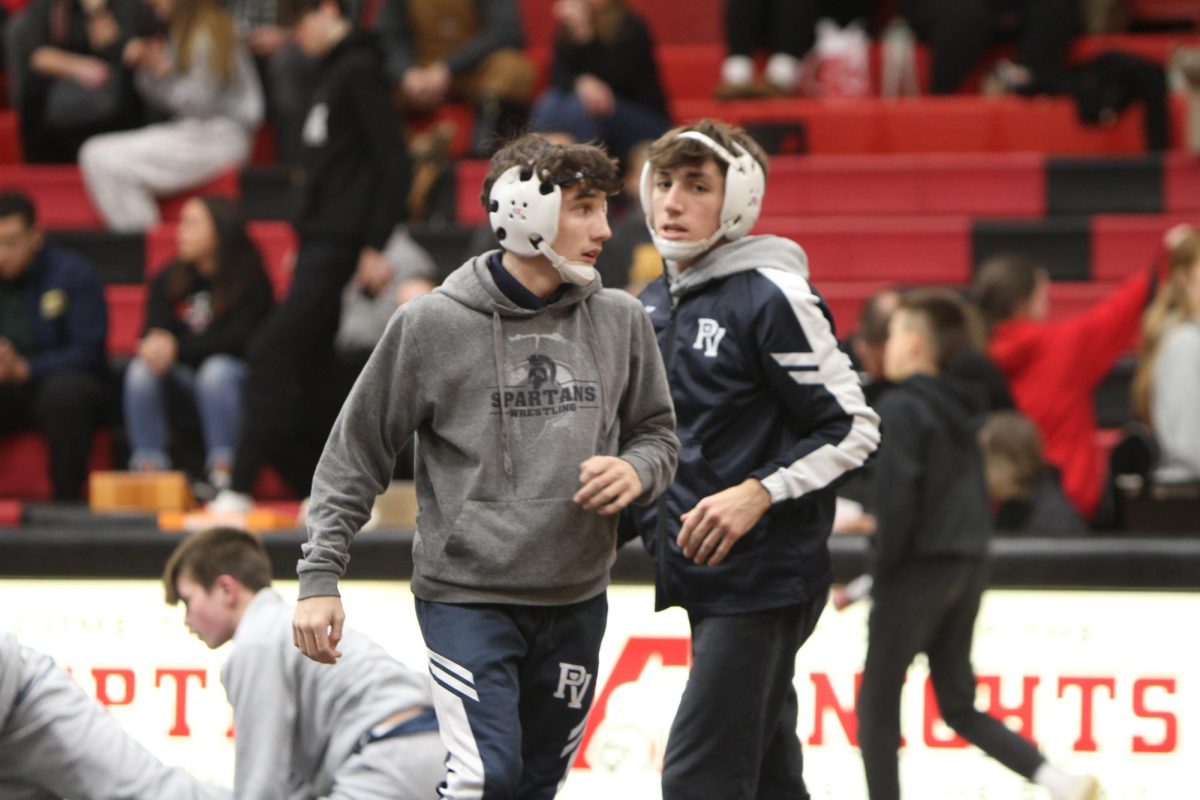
[
  {"x1": 223, "y1": 589, "x2": 431, "y2": 800},
  {"x1": 300, "y1": 253, "x2": 678, "y2": 605}
]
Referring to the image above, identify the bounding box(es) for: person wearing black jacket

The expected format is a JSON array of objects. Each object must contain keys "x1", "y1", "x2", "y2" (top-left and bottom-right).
[
  {"x1": 529, "y1": 0, "x2": 669, "y2": 164},
  {"x1": 634, "y1": 120, "x2": 880, "y2": 800},
  {"x1": 123, "y1": 196, "x2": 274, "y2": 490},
  {"x1": 856, "y1": 289, "x2": 1097, "y2": 800},
  {"x1": 212, "y1": 0, "x2": 409, "y2": 509},
  {"x1": 0, "y1": 192, "x2": 108, "y2": 501}
]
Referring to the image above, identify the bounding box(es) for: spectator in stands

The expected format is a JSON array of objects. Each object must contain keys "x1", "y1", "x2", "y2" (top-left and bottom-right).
[
  {"x1": 974, "y1": 252, "x2": 1155, "y2": 521},
  {"x1": 376, "y1": 0, "x2": 536, "y2": 154},
  {"x1": 530, "y1": 0, "x2": 670, "y2": 165},
  {"x1": 979, "y1": 409, "x2": 1088, "y2": 535},
  {"x1": 209, "y1": 0, "x2": 408, "y2": 511},
  {"x1": 900, "y1": 0, "x2": 1077, "y2": 95},
  {"x1": 716, "y1": 0, "x2": 873, "y2": 98},
  {"x1": 123, "y1": 196, "x2": 274, "y2": 494},
  {"x1": 0, "y1": 192, "x2": 108, "y2": 502},
  {"x1": 0, "y1": 631, "x2": 227, "y2": 799},
  {"x1": 857, "y1": 288, "x2": 1098, "y2": 800},
  {"x1": 164, "y1": 526, "x2": 446, "y2": 799},
  {"x1": 5, "y1": 0, "x2": 149, "y2": 162},
  {"x1": 78, "y1": 0, "x2": 263, "y2": 232},
  {"x1": 1133, "y1": 224, "x2": 1200, "y2": 484},
  {"x1": 593, "y1": 139, "x2": 656, "y2": 291}
]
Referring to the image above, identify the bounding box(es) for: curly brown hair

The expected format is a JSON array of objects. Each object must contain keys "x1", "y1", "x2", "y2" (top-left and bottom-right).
[{"x1": 479, "y1": 134, "x2": 621, "y2": 211}]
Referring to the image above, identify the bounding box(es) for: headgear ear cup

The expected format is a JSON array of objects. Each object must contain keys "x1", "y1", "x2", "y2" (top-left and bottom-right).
[
  {"x1": 642, "y1": 130, "x2": 766, "y2": 262},
  {"x1": 487, "y1": 164, "x2": 598, "y2": 286}
]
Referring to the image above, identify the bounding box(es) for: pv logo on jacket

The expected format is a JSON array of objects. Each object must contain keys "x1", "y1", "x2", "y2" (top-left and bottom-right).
[{"x1": 693, "y1": 318, "x2": 727, "y2": 358}]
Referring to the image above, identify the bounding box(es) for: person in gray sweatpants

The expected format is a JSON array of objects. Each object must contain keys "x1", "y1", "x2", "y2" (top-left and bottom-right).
[{"x1": 0, "y1": 631, "x2": 227, "y2": 800}]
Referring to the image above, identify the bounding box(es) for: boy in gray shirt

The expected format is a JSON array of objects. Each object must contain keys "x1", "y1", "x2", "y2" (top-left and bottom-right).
[
  {"x1": 0, "y1": 631, "x2": 225, "y2": 800},
  {"x1": 293, "y1": 134, "x2": 678, "y2": 799},
  {"x1": 164, "y1": 526, "x2": 445, "y2": 800}
]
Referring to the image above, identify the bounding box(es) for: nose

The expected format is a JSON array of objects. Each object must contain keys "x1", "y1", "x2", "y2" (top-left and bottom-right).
[
  {"x1": 592, "y1": 213, "x2": 612, "y2": 242},
  {"x1": 662, "y1": 183, "x2": 686, "y2": 215}
]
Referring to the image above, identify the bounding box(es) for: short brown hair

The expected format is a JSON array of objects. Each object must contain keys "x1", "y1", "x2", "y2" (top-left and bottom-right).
[
  {"x1": 972, "y1": 254, "x2": 1045, "y2": 332},
  {"x1": 895, "y1": 288, "x2": 971, "y2": 373},
  {"x1": 163, "y1": 526, "x2": 272, "y2": 605},
  {"x1": 647, "y1": 119, "x2": 769, "y2": 178},
  {"x1": 479, "y1": 133, "x2": 621, "y2": 211},
  {"x1": 979, "y1": 411, "x2": 1045, "y2": 501}
]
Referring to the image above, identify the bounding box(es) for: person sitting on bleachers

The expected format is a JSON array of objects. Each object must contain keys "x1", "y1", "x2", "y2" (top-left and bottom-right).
[
  {"x1": 715, "y1": 0, "x2": 873, "y2": 98},
  {"x1": 1132, "y1": 224, "x2": 1200, "y2": 485},
  {"x1": 974, "y1": 251, "x2": 1156, "y2": 522},
  {"x1": 5, "y1": 0, "x2": 150, "y2": 162},
  {"x1": 529, "y1": 0, "x2": 670, "y2": 165},
  {"x1": 900, "y1": 0, "x2": 1076, "y2": 95},
  {"x1": 0, "y1": 191, "x2": 108, "y2": 502},
  {"x1": 78, "y1": 0, "x2": 263, "y2": 232},
  {"x1": 123, "y1": 195, "x2": 273, "y2": 494},
  {"x1": 979, "y1": 409, "x2": 1088, "y2": 535},
  {"x1": 376, "y1": 0, "x2": 535, "y2": 154}
]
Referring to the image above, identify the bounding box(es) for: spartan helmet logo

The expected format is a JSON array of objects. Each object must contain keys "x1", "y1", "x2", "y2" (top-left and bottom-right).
[{"x1": 526, "y1": 354, "x2": 557, "y2": 389}]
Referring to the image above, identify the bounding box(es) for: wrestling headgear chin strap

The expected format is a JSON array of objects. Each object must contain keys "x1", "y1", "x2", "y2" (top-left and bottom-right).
[
  {"x1": 487, "y1": 164, "x2": 596, "y2": 286},
  {"x1": 639, "y1": 130, "x2": 766, "y2": 263}
]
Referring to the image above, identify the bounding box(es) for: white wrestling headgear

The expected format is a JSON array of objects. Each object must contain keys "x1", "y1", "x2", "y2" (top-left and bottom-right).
[
  {"x1": 640, "y1": 130, "x2": 765, "y2": 262},
  {"x1": 488, "y1": 164, "x2": 596, "y2": 286}
]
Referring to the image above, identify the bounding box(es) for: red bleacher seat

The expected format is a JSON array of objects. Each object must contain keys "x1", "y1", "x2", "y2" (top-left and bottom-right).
[
  {"x1": 0, "y1": 110, "x2": 21, "y2": 164},
  {"x1": 0, "y1": 165, "x2": 102, "y2": 227},
  {"x1": 157, "y1": 168, "x2": 239, "y2": 223},
  {"x1": 0, "y1": 430, "x2": 111, "y2": 501},
  {"x1": 756, "y1": 215, "x2": 971, "y2": 284},
  {"x1": 1164, "y1": 151, "x2": 1200, "y2": 213},
  {"x1": 144, "y1": 220, "x2": 297, "y2": 299},
  {"x1": 1090, "y1": 212, "x2": 1199, "y2": 280}
]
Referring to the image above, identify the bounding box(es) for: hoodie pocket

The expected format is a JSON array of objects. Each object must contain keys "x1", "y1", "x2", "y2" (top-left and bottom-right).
[{"x1": 428, "y1": 498, "x2": 615, "y2": 591}]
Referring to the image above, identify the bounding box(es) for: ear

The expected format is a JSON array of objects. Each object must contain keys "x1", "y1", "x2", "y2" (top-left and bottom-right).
[{"x1": 214, "y1": 574, "x2": 241, "y2": 604}]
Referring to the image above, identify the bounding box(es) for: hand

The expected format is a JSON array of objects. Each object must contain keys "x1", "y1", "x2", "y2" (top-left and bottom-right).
[
  {"x1": 677, "y1": 479, "x2": 772, "y2": 566},
  {"x1": 137, "y1": 329, "x2": 177, "y2": 375},
  {"x1": 247, "y1": 25, "x2": 286, "y2": 57},
  {"x1": 354, "y1": 248, "x2": 393, "y2": 296},
  {"x1": 1164, "y1": 223, "x2": 1195, "y2": 253},
  {"x1": 553, "y1": 0, "x2": 593, "y2": 42},
  {"x1": 395, "y1": 277, "x2": 435, "y2": 306},
  {"x1": 293, "y1": 596, "x2": 345, "y2": 664},
  {"x1": 575, "y1": 74, "x2": 614, "y2": 117},
  {"x1": 122, "y1": 37, "x2": 147, "y2": 67},
  {"x1": 74, "y1": 56, "x2": 111, "y2": 89},
  {"x1": 574, "y1": 455, "x2": 643, "y2": 516},
  {"x1": 141, "y1": 39, "x2": 171, "y2": 76},
  {"x1": 402, "y1": 63, "x2": 450, "y2": 108}
]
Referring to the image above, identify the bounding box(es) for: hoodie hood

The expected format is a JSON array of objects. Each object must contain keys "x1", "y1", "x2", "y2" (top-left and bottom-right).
[
  {"x1": 438, "y1": 251, "x2": 601, "y2": 317},
  {"x1": 666, "y1": 235, "x2": 809, "y2": 300},
  {"x1": 901, "y1": 373, "x2": 987, "y2": 444}
]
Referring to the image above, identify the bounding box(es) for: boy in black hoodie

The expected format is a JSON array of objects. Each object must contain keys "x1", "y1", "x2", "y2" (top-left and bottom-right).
[
  {"x1": 212, "y1": 0, "x2": 410, "y2": 509},
  {"x1": 856, "y1": 289, "x2": 1097, "y2": 800}
]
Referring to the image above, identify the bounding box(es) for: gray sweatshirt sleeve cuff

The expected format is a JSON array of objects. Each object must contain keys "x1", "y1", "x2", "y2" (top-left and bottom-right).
[
  {"x1": 621, "y1": 453, "x2": 658, "y2": 506},
  {"x1": 296, "y1": 570, "x2": 342, "y2": 600}
]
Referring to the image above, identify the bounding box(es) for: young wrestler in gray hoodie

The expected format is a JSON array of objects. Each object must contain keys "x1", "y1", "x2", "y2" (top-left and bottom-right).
[
  {"x1": 0, "y1": 631, "x2": 227, "y2": 800},
  {"x1": 164, "y1": 526, "x2": 445, "y2": 800},
  {"x1": 293, "y1": 134, "x2": 679, "y2": 799}
]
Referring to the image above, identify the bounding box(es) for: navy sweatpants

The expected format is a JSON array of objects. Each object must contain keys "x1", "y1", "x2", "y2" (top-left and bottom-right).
[{"x1": 415, "y1": 594, "x2": 607, "y2": 800}]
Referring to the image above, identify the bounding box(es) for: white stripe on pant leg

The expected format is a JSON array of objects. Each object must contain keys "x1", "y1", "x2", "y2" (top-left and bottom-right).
[
  {"x1": 428, "y1": 660, "x2": 484, "y2": 800},
  {"x1": 556, "y1": 712, "x2": 591, "y2": 791}
]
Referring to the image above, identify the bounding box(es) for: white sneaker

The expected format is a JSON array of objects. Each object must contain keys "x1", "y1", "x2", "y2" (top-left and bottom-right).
[
  {"x1": 1064, "y1": 775, "x2": 1100, "y2": 800},
  {"x1": 207, "y1": 490, "x2": 254, "y2": 514}
]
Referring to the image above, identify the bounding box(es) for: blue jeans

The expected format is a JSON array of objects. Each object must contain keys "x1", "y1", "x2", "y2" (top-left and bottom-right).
[
  {"x1": 123, "y1": 354, "x2": 247, "y2": 472},
  {"x1": 530, "y1": 89, "x2": 670, "y2": 162}
]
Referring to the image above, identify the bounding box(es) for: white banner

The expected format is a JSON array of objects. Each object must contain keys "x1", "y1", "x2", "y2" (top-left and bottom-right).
[{"x1": 0, "y1": 580, "x2": 1190, "y2": 799}]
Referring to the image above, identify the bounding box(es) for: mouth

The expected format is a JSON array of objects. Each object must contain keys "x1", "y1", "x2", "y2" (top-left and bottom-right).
[
  {"x1": 579, "y1": 249, "x2": 600, "y2": 264},
  {"x1": 659, "y1": 223, "x2": 690, "y2": 240}
]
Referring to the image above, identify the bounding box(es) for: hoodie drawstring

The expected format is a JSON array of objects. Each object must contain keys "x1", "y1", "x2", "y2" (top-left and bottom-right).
[
  {"x1": 492, "y1": 312, "x2": 514, "y2": 476},
  {"x1": 580, "y1": 301, "x2": 610, "y2": 449}
]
